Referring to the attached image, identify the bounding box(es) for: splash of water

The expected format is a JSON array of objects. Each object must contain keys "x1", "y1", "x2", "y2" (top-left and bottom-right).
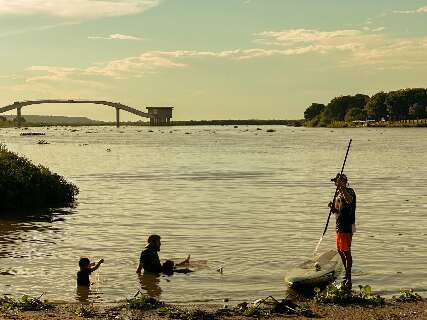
[{"x1": 314, "y1": 235, "x2": 323, "y2": 256}]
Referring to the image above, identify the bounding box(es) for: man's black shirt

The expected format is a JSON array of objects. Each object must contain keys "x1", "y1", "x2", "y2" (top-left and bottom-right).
[
  {"x1": 335, "y1": 187, "x2": 356, "y2": 233},
  {"x1": 140, "y1": 246, "x2": 162, "y2": 273}
]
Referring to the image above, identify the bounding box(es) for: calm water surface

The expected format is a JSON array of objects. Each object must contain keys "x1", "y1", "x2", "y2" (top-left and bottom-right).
[{"x1": 0, "y1": 126, "x2": 426, "y2": 303}]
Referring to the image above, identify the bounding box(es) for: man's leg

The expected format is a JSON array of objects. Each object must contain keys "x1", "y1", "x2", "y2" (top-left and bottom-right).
[
  {"x1": 338, "y1": 250, "x2": 347, "y2": 273},
  {"x1": 342, "y1": 250, "x2": 352, "y2": 289}
]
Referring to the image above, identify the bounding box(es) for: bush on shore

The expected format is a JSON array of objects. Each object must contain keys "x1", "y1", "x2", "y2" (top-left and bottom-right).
[{"x1": 0, "y1": 144, "x2": 78, "y2": 211}]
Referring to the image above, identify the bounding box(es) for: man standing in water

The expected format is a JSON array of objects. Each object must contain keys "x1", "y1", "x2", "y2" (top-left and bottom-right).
[
  {"x1": 136, "y1": 234, "x2": 190, "y2": 274},
  {"x1": 329, "y1": 174, "x2": 356, "y2": 288},
  {"x1": 136, "y1": 234, "x2": 163, "y2": 274}
]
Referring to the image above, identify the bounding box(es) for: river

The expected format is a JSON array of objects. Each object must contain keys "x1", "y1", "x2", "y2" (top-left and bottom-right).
[{"x1": 0, "y1": 125, "x2": 426, "y2": 303}]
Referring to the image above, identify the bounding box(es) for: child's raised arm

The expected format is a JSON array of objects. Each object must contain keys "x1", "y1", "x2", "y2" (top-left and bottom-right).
[{"x1": 91, "y1": 259, "x2": 104, "y2": 271}]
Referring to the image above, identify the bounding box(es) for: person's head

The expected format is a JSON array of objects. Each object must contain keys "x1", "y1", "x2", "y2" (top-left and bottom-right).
[
  {"x1": 147, "y1": 234, "x2": 161, "y2": 252},
  {"x1": 331, "y1": 173, "x2": 348, "y2": 188},
  {"x1": 79, "y1": 257, "x2": 91, "y2": 270},
  {"x1": 162, "y1": 260, "x2": 175, "y2": 275}
]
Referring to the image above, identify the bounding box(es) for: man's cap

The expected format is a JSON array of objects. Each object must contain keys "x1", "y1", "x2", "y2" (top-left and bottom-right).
[{"x1": 331, "y1": 173, "x2": 348, "y2": 182}]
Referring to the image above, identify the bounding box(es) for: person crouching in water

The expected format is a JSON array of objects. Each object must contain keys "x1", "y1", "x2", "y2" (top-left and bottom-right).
[
  {"x1": 162, "y1": 260, "x2": 193, "y2": 276},
  {"x1": 329, "y1": 173, "x2": 356, "y2": 289},
  {"x1": 77, "y1": 257, "x2": 104, "y2": 286}
]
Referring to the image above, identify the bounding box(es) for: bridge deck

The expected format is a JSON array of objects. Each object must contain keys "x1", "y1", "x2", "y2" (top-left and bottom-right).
[{"x1": 0, "y1": 100, "x2": 150, "y2": 118}]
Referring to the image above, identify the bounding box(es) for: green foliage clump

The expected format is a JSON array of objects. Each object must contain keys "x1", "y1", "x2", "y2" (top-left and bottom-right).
[
  {"x1": 392, "y1": 289, "x2": 423, "y2": 302},
  {"x1": 124, "y1": 294, "x2": 316, "y2": 319},
  {"x1": 314, "y1": 284, "x2": 385, "y2": 306},
  {"x1": 74, "y1": 305, "x2": 96, "y2": 318},
  {"x1": 0, "y1": 144, "x2": 79, "y2": 211},
  {"x1": 235, "y1": 296, "x2": 316, "y2": 318},
  {"x1": 126, "y1": 291, "x2": 163, "y2": 310},
  {"x1": 0, "y1": 294, "x2": 53, "y2": 312}
]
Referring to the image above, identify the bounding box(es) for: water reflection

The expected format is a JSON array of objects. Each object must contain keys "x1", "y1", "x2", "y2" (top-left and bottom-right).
[
  {"x1": 0, "y1": 210, "x2": 71, "y2": 266},
  {"x1": 138, "y1": 273, "x2": 162, "y2": 299},
  {"x1": 76, "y1": 286, "x2": 90, "y2": 303}
]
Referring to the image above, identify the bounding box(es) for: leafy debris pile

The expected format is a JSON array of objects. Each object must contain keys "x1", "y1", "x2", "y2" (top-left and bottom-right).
[{"x1": 314, "y1": 284, "x2": 385, "y2": 306}]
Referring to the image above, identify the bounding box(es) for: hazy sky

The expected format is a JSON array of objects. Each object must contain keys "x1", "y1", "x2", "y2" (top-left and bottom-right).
[{"x1": 0, "y1": 0, "x2": 426, "y2": 121}]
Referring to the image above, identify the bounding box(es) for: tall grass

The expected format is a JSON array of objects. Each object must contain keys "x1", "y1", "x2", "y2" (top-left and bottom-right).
[{"x1": 0, "y1": 144, "x2": 78, "y2": 211}]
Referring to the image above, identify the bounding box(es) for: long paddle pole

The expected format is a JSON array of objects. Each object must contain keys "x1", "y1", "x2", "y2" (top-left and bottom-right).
[{"x1": 315, "y1": 139, "x2": 352, "y2": 253}]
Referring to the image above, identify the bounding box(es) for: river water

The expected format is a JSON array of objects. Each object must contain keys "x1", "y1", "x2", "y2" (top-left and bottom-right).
[{"x1": 0, "y1": 125, "x2": 426, "y2": 304}]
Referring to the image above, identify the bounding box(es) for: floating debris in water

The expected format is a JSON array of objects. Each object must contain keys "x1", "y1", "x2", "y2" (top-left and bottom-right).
[
  {"x1": 266, "y1": 129, "x2": 276, "y2": 133},
  {"x1": 20, "y1": 132, "x2": 45, "y2": 136},
  {"x1": 37, "y1": 140, "x2": 49, "y2": 145},
  {"x1": 106, "y1": 148, "x2": 111, "y2": 152}
]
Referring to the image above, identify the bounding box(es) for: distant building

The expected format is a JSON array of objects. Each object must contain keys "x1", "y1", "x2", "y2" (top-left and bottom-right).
[{"x1": 146, "y1": 107, "x2": 173, "y2": 126}]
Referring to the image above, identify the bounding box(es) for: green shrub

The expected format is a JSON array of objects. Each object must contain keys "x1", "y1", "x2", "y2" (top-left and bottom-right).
[
  {"x1": 235, "y1": 296, "x2": 316, "y2": 318},
  {"x1": 314, "y1": 284, "x2": 385, "y2": 306},
  {"x1": 0, "y1": 294, "x2": 53, "y2": 311},
  {"x1": 74, "y1": 305, "x2": 96, "y2": 318},
  {"x1": 126, "y1": 291, "x2": 163, "y2": 310},
  {"x1": 0, "y1": 144, "x2": 78, "y2": 211},
  {"x1": 392, "y1": 289, "x2": 422, "y2": 302}
]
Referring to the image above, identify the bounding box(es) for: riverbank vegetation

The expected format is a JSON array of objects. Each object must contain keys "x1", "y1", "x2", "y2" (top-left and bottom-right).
[
  {"x1": 304, "y1": 88, "x2": 427, "y2": 127},
  {"x1": 1, "y1": 286, "x2": 424, "y2": 320},
  {"x1": 0, "y1": 144, "x2": 78, "y2": 212}
]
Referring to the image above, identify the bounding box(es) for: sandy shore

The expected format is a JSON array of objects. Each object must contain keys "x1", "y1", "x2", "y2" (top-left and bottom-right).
[{"x1": 0, "y1": 300, "x2": 425, "y2": 320}]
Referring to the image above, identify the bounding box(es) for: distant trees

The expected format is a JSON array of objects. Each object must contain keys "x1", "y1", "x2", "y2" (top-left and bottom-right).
[
  {"x1": 304, "y1": 103, "x2": 325, "y2": 120},
  {"x1": 304, "y1": 88, "x2": 427, "y2": 126},
  {"x1": 13, "y1": 116, "x2": 26, "y2": 123},
  {"x1": 345, "y1": 108, "x2": 366, "y2": 121},
  {"x1": 365, "y1": 92, "x2": 387, "y2": 121},
  {"x1": 409, "y1": 103, "x2": 426, "y2": 121},
  {"x1": 385, "y1": 88, "x2": 427, "y2": 121}
]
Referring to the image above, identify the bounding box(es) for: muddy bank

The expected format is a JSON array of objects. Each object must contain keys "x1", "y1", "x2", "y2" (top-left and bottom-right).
[{"x1": 1, "y1": 300, "x2": 425, "y2": 320}]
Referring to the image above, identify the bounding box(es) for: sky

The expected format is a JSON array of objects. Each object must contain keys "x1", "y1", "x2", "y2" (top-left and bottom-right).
[{"x1": 0, "y1": 0, "x2": 426, "y2": 121}]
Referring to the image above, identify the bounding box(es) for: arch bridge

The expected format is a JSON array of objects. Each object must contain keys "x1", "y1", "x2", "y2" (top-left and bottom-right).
[{"x1": 0, "y1": 100, "x2": 173, "y2": 127}]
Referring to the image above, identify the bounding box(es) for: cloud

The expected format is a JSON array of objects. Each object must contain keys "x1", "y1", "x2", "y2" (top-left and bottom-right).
[
  {"x1": 85, "y1": 53, "x2": 187, "y2": 78},
  {"x1": 0, "y1": 0, "x2": 160, "y2": 18},
  {"x1": 88, "y1": 34, "x2": 143, "y2": 41},
  {"x1": 26, "y1": 66, "x2": 77, "y2": 82},
  {"x1": 393, "y1": 6, "x2": 427, "y2": 14},
  {"x1": 250, "y1": 27, "x2": 427, "y2": 68},
  {"x1": 255, "y1": 29, "x2": 363, "y2": 45},
  {"x1": 22, "y1": 27, "x2": 427, "y2": 83}
]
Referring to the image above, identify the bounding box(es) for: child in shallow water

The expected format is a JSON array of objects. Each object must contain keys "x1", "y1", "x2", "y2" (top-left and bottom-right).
[{"x1": 77, "y1": 257, "x2": 104, "y2": 286}]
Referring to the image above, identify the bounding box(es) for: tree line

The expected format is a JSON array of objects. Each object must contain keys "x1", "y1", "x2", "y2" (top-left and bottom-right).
[{"x1": 304, "y1": 88, "x2": 427, "y2": 127}]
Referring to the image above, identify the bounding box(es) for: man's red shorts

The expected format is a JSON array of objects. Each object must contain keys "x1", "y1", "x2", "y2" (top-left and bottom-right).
[{"x1": 336, "y1": 232, "x2": 352, "y2": 252}]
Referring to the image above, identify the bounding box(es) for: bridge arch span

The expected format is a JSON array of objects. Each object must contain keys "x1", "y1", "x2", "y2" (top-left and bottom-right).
[{"x1": 0, "y1": 100, "x2": 173, "y2": 127}]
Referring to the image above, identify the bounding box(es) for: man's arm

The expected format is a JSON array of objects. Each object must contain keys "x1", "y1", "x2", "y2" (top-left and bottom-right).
[
  {"x1": 328, "y1": 201, "x2": 338, "y2": 213},
  {"x1": 136, "y1": 262, "x2": 143, "y2": 274},
  {"x1": 176, "y1": 255, "x2": 190, "y2": 267}
]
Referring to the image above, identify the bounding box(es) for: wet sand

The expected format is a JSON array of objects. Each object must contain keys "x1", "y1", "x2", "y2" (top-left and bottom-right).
[{"x1": 1, "y1": 300, "x2": 425, "y2": 320}]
